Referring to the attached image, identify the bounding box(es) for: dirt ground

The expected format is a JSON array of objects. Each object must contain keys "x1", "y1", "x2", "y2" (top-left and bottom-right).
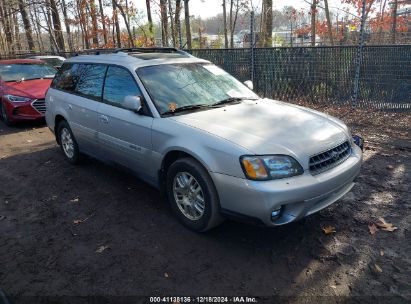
[{"x1": 0, "y1": 104, "x2": 410, "y2": 303}]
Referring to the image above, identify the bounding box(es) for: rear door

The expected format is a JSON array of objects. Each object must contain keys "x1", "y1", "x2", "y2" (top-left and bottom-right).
[
  {"x1": 98, "y1": 66, "x2": 154, "y2": 179},
  {"x1": 58, "y1": 63, "x2": 107, "y2": 155}
]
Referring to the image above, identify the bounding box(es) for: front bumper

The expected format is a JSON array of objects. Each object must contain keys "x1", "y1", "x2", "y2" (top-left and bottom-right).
[
  {"x1": 212, "y1": 145, "x2": 363, "y2": 226},
  {"x1": 3, "y1": 99, "x2": 45, "y2": 122}
]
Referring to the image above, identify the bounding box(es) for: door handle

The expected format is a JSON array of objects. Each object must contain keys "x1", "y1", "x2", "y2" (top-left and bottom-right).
[{"x1": 99, "y1": 115, "x2": 109, "y2": 124}]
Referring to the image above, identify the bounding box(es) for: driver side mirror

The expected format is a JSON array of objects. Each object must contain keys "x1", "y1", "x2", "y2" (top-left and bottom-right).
[
  {"x1": 244, "y1": 80, "x2": 253, "y2": 90},
  {"x1": 123, "y1": 95, "x2": 142, "y2": 113}
]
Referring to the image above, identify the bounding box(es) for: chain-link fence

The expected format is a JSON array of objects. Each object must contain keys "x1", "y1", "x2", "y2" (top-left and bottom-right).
[
  {"x1": 1, "y1": 45, "x2": 410, "y2": 111},
  {"x1": 191, "y1": 45, "x2": 411, "y2": 111}
]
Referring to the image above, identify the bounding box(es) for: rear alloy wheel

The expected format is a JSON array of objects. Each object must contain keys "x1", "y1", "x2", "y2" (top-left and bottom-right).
[
  {"x1": 0, "y1": 101, "x2": 12, "y2": 126},
  {"x1": 167, "y1": 158, "x2": 223, "y2": 232},
  {"x1": 57, "y1": 120, "x2": 81, "y2": 164}
]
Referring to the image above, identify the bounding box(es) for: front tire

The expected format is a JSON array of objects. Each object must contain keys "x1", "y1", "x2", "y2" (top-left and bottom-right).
[
  {"x1": 0, "y1": 101, "x2": 12, "y2": 126},
  {"x1": 57, "y1": 120, "x2": 81, "y2": 164},
  {"x1": 166, "y1": 158, "x2": 223, "y2": 232}
]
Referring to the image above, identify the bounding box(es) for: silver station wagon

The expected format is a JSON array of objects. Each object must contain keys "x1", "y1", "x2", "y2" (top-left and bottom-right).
[{"x1": 45, "y1": 48, "x2": 363, "y2": 231}]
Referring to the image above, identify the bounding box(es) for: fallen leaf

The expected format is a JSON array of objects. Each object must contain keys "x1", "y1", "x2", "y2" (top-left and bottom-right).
[
  {"x1": 375, "y1": 264, "x2": 383, "y2": 273},
  {"x1": 369, "y1": 224, "x2": 379, "y2": 235},
  {"x1": 322, "y1": 226, "x2": 336, "y2": 234},
  {"x1": 26, "y1": 140, "x2": 33, "y2": 143},
  {"x1": 376, "y1": 217, "x2": 398, "y2": 232},
  {"x1": 73, "y1": 219, "x2": 84, "y2": 225},
  {"x1": 164, "y1": 272, "x2": 170, "y2": 278},
  {"x1": 95, "y1": 245, "x2": 109, "y2": 253},
  {"x1": 386, "y1": 165, "x2": 394, "y2": 170},
  {"x1": 380, "y1": 249, "x2": 384, "y2": 256},
  {"x1": 330, "y1": 285, "x2": 337, "y2": 289},
  {"x1": 70, "y1": 197, "x2": 79, "y2": 203}
]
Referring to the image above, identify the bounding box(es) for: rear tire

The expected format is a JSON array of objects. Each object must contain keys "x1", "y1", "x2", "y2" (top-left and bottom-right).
[
  {"x1": 57, "y1": 120, "x2": 81, "y2": 165},
  {"x1": 166, "y1": 157, "x2": 224, "y2": 232},
  {"x1": 0, "y1": 101, "x2": 12, "y2": 126}
]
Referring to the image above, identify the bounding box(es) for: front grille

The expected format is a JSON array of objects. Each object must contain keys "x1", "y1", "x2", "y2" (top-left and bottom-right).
[
  {"x1": 309, "y1": 141, "x2": 351, "y2": 175},
  {"x1": 32, "y1": 99, "x2": 46, "y2": 114}
]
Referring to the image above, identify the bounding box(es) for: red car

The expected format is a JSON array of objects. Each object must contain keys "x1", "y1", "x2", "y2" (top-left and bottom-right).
[{"x1": 0, "y1": 59, "x2": 56, "y2": 125}]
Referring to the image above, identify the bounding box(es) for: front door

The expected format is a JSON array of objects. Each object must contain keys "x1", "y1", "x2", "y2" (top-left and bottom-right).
[{"x1": 98, "y1": 66, "x2": 154, "y2": 180}]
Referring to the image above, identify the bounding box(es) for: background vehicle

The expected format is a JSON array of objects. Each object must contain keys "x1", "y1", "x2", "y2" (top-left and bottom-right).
[
  {"x1": 27, "y1": 55, "x2": 66, "y2": 69},
  {"x1": 0, "y1": 59, "x2": 56, "y2": 125},
  {"x1": 45, "y1": 48, "x2": 362, "y2": 232}
]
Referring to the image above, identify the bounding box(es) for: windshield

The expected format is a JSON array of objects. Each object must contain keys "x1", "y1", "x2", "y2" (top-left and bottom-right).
[
  {"x1": 0, "y1": 63, "x2": 56, "y2": 82},
  {"x1": 137, "y1": 63, "x2": 258, "y2": 115}
]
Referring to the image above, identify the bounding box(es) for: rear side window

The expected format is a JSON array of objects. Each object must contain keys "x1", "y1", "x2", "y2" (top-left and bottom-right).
[
  {"x1": 75, "y1": 64, "x2": 107, "y2": 100},
  {"x1": 103, "y1": 66, "x2": 141, "y2": 106},
  {"x1": 51, "y1": 63, "x2": 82, "y2": 92}
]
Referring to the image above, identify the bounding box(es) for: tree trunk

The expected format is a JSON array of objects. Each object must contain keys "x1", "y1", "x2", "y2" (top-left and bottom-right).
[
  {"x1": 0, "y1": 2, "x2": 14, "y2": 53},
  {"x1": 175, "y1": 0, "x2": 182, "y2": 47},
  {"x1": 49, "y1": 0, "x2": 65, "y2": 51},
  {"x1": 391, "y1": 0, "x2": 398, "y2": 44},
  {"x1": 18, "y1": 0, "x2": 35, "y2": 51},
  {"x1": 222, "y1": 0, "x2": 228, "y2": 48},
  {"x1": 30, "y1": 5, "x2": 44, "y2": 51},
  {"x1": 13, "y1": 12, "x2": 22, "y2": 51},
  {"x1": 90, "y1": 0, "x2": 99, "y2": 46},
  {"x1": 112, "y1": 0, "x2": 121, "y2": 48},
  {"x1": 184, "y1": 0, "x2": 191, "y2": 49},
  {"x1": 310, "y1": 0, "x2": 317, "y2": 46},
  {"x1": 160, "y1": 0, "x2": 169, "y2": 47},
  {"x1": 146, "y1": 0, "x2": 153, "y2": 38},
  {"x1": 113, "y1": 0, "x2": 135, "y2": 47},
  {"x1": 61, "y1": 0, "x2": 73, "y2": 51},
  {"x1": 324, "y1": 0, "x2": 334, "y2": 45},
  {"x1": 168, "y1": 0, "x2": 176, "y2": 47},
  {"x1": 263, "y1": 0, "x2": 272, "y2": 47},
  {"x1": 98, "y1": 0, "x2": 108, "y2": 45}
]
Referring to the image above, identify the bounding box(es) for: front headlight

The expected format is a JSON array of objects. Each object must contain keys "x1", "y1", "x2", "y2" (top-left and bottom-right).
[
  {"x1": 5, "y1": 94, "x2": 34, "y2": 103},
  {"x1": 240, "y1": 155, "x2": 304, "y2": 180}
]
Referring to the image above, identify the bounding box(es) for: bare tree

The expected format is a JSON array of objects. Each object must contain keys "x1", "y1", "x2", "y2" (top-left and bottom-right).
[
  {"x1": 98, "y1": 0, "x2": 108, "y2": 45},
  {"x1": 262, "y1": 0, "x2": 272, "y2": 47},
  {"x1": 184, "y1": 0, "x2": 191, "y2": 48},
  {"x1": 49, "y1": 0, "x2": 65, "y2": 51},
  {"x1": 323, "y1": 0, "x2": 334, "y2": 45},
  {"x1": 18, "y1": 0, "x2": 35, "y2": 51},
  {"x1": 146, "y1": 0, "x2": 153, "y2": 38},
  {"x1": 160, "y1": 0, "x2": 169, "y2": 46},
  {"x1": 112, "y1": 0, "x2": 121, "y2": 47},
  {"x1": 113, "y1": 0, "x2": 135, "y2": 47},
  {"x1": 310, "y1": 0, "x2": 317, "y2": 46},
  {"x1": 222, "y1": 0, "x2": 228, "y2": 48}
]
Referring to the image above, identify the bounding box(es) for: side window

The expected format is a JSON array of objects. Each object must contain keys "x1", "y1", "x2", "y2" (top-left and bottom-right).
[
  {"x1": 103, "y1": 66, "x2": 142, "y2": 107},
  {"x1": 75, "y1": 64, "x2": 107, "y2": 100},
  {"x1": 52, "y1": 63, "x2": 82, "y2": 92}
]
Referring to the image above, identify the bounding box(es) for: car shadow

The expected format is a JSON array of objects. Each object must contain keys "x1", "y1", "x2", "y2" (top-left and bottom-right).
[{"x1": 0, "y1": 119, "x2": 46, "y2": 136}]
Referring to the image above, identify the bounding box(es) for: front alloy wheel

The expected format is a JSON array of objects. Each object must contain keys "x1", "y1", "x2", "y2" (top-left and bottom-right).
[
  {"x1": 173, "y1": 172, "x2": 206, "y2": 221},
  {"x1": 167, "y1": 158, "x2": 223, "y2": 232}
]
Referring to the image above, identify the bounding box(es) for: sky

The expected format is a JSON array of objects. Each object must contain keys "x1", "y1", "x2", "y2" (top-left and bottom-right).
[{"x1": 186, "y1": 0, "x2": 345, "y2": 18}]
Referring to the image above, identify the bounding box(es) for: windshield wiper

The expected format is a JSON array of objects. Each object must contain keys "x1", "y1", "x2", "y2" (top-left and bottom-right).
[
  {"x1": 162, "y1": 104, "x2": 211, "y2": 116},
  {"x1": 211, "y1": 97, "x2": 248, "y2": 107}
]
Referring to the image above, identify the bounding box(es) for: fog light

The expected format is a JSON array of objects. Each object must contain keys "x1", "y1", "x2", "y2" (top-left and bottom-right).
[
  {"x1": 352, "y1": 135, "x2": 364, "y2": 151},
  {"x1": 271, "y1": 208, "x2": 282, "y2": 221}
]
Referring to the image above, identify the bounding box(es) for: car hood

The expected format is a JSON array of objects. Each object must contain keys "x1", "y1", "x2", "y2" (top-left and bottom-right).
[
  {"x1": 2, "y1": 79, "x2": 52, "y2": 99},
  {"x1": 170, "y1": 99, "x2": 349, "y2": 169}
]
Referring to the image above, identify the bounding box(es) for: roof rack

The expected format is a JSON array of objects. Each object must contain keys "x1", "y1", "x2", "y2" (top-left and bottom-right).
[
  {"x1": 74, "y1": 47, "x2": 191, "y2": 57},
  {"x1": 114, "y1": 47, "x2": 180, "y2": 53}
]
